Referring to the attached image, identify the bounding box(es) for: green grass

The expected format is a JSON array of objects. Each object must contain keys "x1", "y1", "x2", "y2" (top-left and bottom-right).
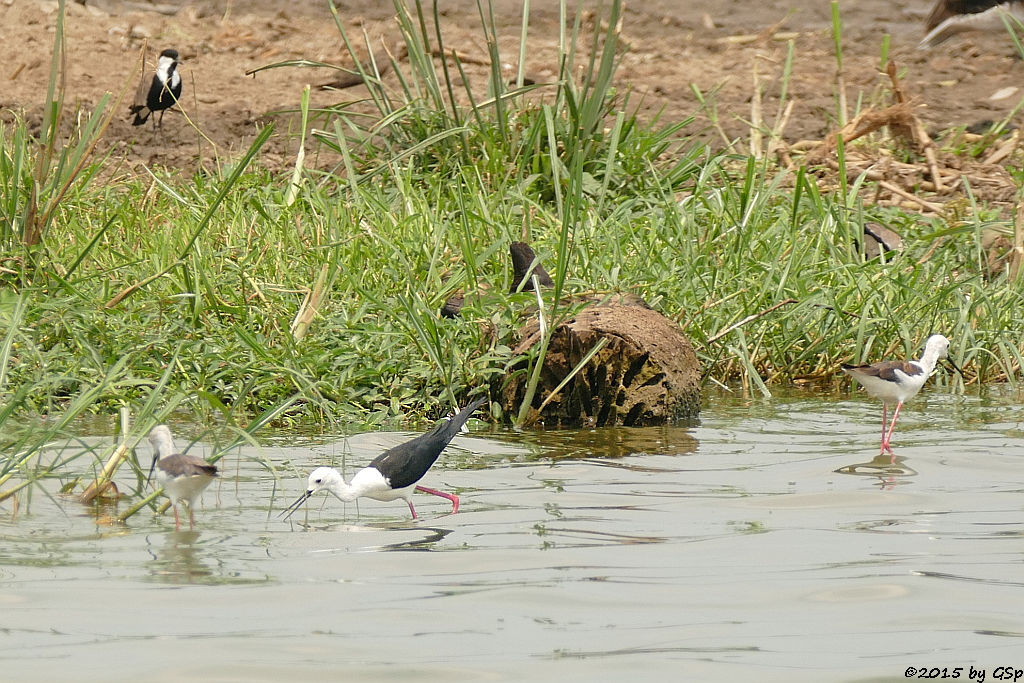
[{"x1": 1, "y1": 0, "x2": 1023, "y2": 454}]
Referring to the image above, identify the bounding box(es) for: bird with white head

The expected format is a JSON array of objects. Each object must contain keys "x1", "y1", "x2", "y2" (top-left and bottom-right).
[
  {"x1": 841, "y1": 334, "x2": 962, "y2": 459},
  {"x1": 282, "y1": 397, "x2": 487, "y2": 521},
  {"x1": 147, "y1": 425, "x2": 218, "y2": 530}
]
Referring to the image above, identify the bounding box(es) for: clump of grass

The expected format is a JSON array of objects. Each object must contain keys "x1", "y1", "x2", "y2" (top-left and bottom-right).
[
  {"x1": 0, "y1": 0, "x2": 1022, "y2": 463},
  {"x1": 0, "y1": 0, "x2": 126, "y2": 253},
  {"x1": 250, "y1": 0, "x2": 702, "y2": 424}
]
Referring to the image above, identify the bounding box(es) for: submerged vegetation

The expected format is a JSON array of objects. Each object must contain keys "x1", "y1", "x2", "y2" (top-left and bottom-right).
[{"x1": 2, "y1": 0, "x2": 1024, "y2": 474}]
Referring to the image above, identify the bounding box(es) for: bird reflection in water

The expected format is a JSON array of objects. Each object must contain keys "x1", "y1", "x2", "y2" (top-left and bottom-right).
[
  {"x1": 146, "y1": 531, "x2": 215, "y2": 584},
  {"x1": 835, "y1": 454, "x2": 918, "y2": 491}
]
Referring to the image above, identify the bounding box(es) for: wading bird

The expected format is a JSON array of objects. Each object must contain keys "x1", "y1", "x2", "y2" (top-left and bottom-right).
[
  {"x1": 841, "y1": 335, "x2": 962, "y2": 459},
  {"x1": 148, "y1": 425, "x2": 218, "y2": 530},
  {"x1": 282, "y1": 397, "x2": 488, "y2": 521},
  {"x1": 130, "y1": 48, "x2": 182, "y2": 128}
]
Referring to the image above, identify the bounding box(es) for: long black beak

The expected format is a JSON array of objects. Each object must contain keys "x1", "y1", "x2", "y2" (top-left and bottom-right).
[
  {"x1": 945, "y1": 357, "x2": 964, "y2": 377},
  {"x1": 146, "y1": 455, "x2": 158, "y2": 488},
  {"x1": 279, "y1": 490, "x2": 313, "y2": 520}
]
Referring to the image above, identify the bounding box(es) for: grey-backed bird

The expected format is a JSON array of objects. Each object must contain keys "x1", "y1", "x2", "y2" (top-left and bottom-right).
[
  {"x1": 841, "y1": 335, "x2": 962, "y2": 458},
  {"x1": 147, "y1": 425, "x2": 218, "y2": 530}
]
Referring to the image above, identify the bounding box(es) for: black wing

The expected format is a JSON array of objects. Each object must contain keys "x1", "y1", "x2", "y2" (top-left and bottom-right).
[{"x1": 369, "y1": 396, "x2": 487, "y2": 490}]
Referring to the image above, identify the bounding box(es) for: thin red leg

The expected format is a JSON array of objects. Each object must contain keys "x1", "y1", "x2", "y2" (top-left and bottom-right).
[
  {"x1": 189, "y1": 507, "x2": 196, "y2": 530},
  {"x1": 882, "y1": 401, "x2": 904, "y2": 461},
  {"x1": 415, "y1": 485, "x2": 460, "y2": 514},
  {"x1": 407, "y1": 499, "x2": 419, "y2": 519},
  {"x1": 879, "y1": 403, "x2": 888, "y2": 453},
  {"x1": 172, "y1": 503, "x2": 182, "y2": 531}
]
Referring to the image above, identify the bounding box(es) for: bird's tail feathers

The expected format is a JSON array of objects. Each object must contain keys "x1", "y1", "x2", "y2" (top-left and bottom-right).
[
  {"x1": 433, "y1": 395, "x2": 488, "y2": 442},
  {"x1": 920, "y1": 7, "x2": 1019, "y2": 49},
  {"x1": 130, "y1": 105, "x2": 150, "y2": 126}
]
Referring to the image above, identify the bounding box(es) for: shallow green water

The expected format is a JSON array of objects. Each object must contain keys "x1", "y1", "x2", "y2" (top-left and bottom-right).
[{"x1": 2, "y1": 388, "x2": 1023, "y2": 681}]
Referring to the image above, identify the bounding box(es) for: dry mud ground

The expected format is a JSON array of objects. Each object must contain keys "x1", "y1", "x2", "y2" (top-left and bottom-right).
[{"x1": 1, "y1": 0, "x2": 1022, "y2": 175}]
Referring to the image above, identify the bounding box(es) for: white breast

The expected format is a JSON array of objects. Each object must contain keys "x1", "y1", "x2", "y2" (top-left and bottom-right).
[
  {"x1": 157, "y1": 469, "x2": 212, "y2": 505},
  {"x1": 349, "y1": 467, "x2": 409, "y2": 502}
]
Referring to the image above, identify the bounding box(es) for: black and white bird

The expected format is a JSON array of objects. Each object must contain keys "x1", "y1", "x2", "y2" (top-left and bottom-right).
[
  {"x1": 282, "y1": 396, "x2": 488, "y2": 521},
  {"x1": 147, "y1": 425, "x2": 218, "y2": 530},
  {"x1": 130, "y1": 48, "x2": 183, "y2": 128},
  {"x1": 841, "y1": 335, "x2": 962, "y2": 458},
  {"x1": 920, "y1": 0, "x2": 1024, "y2": 48}
]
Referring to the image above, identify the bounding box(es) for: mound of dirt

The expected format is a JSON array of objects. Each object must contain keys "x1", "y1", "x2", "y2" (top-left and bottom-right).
[{"x1": 504, "y1": 301, "x2": 702, "y2": 427}]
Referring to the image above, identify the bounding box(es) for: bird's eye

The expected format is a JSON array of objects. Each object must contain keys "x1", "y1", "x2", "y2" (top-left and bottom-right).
[{"x1": 314, "y1": 478, "x2": 322, "y2": 484}]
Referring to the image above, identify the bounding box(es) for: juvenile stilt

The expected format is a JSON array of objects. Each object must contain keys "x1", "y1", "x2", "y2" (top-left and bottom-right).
[
  {"x1": 148, "y1": 425, "x2": 218, "y2": 530},
  {"x1": 841, "y1": 335, "x2": 961, "y2": 461}
]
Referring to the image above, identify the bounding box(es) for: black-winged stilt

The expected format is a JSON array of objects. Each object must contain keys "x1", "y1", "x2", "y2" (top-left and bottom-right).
[
  {"x1": 920, "y1": 0, "x2": 1024, "y2": 48},
  {"x1": 130, "y1": 48, "x2": 183, "y2": 128},
  {"x1": 147, "y1": 425, "x2": 218, "y2": 530},
  {"x1": 282, "y1": 396, "x2": 488, "y2": 521},
  {"x1": 841, "y1": 334, "x2": 962, "y2": 458}
]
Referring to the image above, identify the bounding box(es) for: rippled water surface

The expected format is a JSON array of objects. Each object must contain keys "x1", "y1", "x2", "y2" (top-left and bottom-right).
[{"x1": 3, "y1": 388, "x2": 1024, "y2": 681}]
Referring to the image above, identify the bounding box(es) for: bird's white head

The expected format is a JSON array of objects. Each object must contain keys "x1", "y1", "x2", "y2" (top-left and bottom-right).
[
  {"x1": 148, "y1": 425, "x2": 175, "y2": 459},
  {"x1": 280, "y1": 466, "x2": 347, "y2": 521},
  {"x1": 146, "y1": 424, "x2": 176, "y2": 486},
  {"x1": 923, "y1": 334, "x2": 951, "y2": 360},
  {"x1": 918, "y1": 334, "x2": 958, "y2": 378},
  {"x1": 307, "y1": 466, "x2": 346, "y2": 498}
]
